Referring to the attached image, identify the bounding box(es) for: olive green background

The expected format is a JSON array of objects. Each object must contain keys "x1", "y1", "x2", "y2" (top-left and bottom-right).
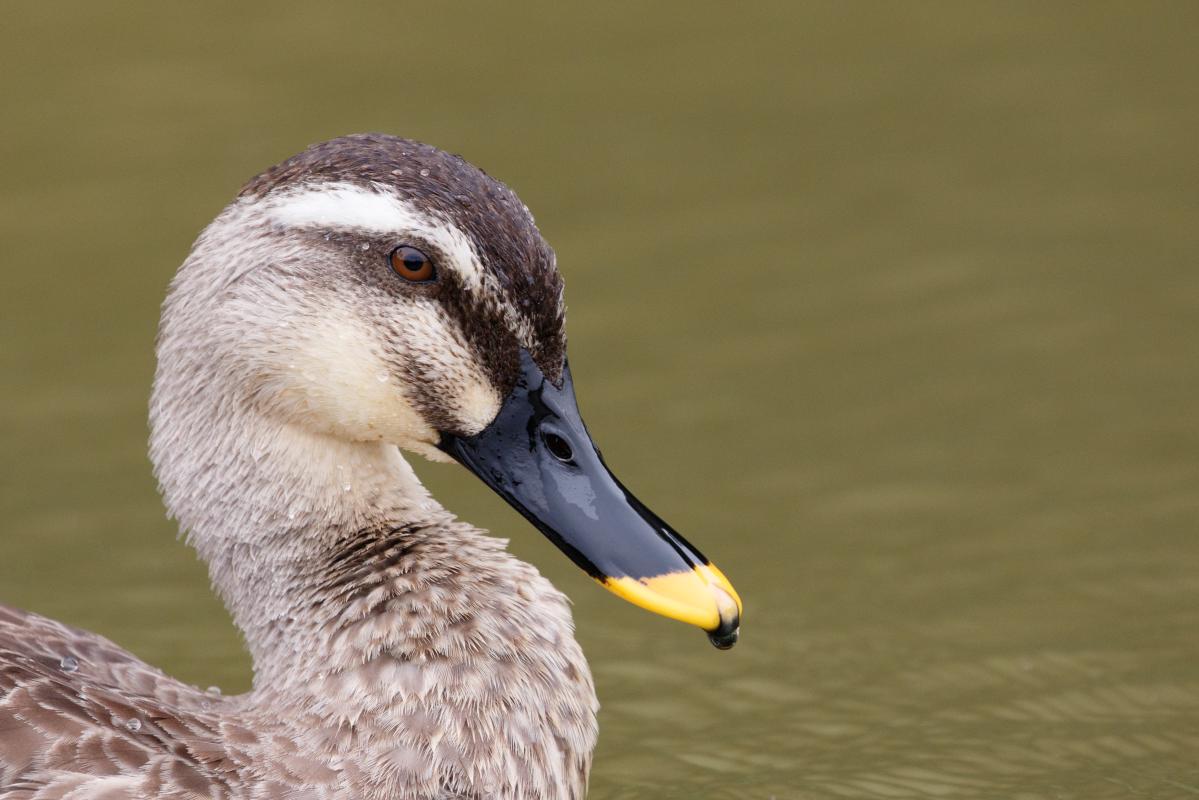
[{"x1": 2, "y1": 3, "x2": 1197, "y2": 798}]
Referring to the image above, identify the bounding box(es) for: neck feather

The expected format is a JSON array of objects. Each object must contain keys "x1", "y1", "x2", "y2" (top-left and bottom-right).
[{"x1": 151, "y1": 387, "x2": 443, "y2": 684}]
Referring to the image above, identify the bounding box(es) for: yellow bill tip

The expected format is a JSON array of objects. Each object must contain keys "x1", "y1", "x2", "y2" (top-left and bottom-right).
[{"x1": 600, "y1": 563, "x2": 742, "y2": 641}]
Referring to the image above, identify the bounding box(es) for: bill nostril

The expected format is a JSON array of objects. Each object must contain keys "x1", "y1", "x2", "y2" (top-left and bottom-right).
[{"x1": 542, "y1": 431, "x2": 574, "y2": 463}]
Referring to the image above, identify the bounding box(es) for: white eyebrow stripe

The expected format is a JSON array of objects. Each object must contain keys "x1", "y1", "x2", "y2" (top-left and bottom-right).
[
  {"x1": 258, "y1": 181, "x2": 488, "y2": 295},
  {"x1": 253, "y1": 180, "x2": 541, "y2": 351}
]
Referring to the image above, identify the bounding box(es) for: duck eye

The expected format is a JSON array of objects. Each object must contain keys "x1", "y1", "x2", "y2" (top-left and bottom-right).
[{"x1": 389, "y1": 245, "x2": 436, "y2": 282}]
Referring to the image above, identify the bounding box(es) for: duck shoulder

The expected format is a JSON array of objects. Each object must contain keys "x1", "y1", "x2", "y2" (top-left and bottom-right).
[{"x1": 0, "y1": 604, "x2": 244, "y2": 800}]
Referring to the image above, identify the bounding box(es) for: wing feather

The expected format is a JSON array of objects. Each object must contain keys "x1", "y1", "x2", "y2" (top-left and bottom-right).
[{"x1": 0, "y1": 605, "x2": 242, "y2": 800}]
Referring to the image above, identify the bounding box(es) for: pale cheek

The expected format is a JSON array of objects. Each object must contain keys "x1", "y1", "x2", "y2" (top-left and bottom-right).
[
  {"x1": 454, "y1": 377, "x2": 502, "y2": 436},
  {"x1": 399, "y1": 303, "x2": 502, "y2": 436},
  {"x1": 260, "y1": 305, "x2": 501, "y2": 456},
  {"x1": 265, "y1": 314, "x2": 440, "y2": 449}
]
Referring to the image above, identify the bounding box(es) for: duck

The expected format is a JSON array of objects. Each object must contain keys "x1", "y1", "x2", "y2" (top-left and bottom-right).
[{"x1": 0, "y1": 134, "x2": 741, "y2": 800}]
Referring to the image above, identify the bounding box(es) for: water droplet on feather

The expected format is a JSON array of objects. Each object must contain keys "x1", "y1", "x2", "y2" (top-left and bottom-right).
[{"x1": 59, "y1": 656, "x2": 78, "y2": 672}]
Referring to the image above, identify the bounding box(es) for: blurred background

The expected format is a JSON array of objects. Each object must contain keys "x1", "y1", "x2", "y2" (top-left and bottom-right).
[{"x1": 1, "y1": 3, "x2": 1197, "y2": 798}]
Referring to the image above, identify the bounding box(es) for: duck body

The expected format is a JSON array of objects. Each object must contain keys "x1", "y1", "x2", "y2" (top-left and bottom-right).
[{"x1": 0, "y1": 135, "x2": 739, "y2": 800}]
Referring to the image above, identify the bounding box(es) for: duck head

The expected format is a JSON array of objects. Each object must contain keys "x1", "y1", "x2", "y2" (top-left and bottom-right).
[{"x1": 175, "y1": 134, "x2": 740, "y2": 648}]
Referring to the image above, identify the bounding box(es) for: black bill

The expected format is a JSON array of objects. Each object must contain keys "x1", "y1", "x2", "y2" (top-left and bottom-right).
[{"x1": 438, "y1": 350, "x2": 741, "y2": 649}]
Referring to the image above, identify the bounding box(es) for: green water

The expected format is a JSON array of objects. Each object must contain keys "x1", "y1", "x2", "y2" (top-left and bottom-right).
[{"x1": 2, "y1": 3, "x2": 1197, "y2": 797}]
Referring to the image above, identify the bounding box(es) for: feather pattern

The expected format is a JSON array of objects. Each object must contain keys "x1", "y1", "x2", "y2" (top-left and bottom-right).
[{"x1": 0, "y1": 518, "x2": 599, "y2": 799}]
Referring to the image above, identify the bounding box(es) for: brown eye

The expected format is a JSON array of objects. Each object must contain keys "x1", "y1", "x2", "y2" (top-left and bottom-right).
[{"x1": 389, "y1": 245, "x2": 436, "y2": 282}]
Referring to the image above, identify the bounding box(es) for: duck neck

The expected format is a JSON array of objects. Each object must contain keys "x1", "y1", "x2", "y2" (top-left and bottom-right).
[
  {"x1": 151, "y1": 392, "x2": 457, "y2": 689},
  {"x1": 151, "y1": 395, "x2": 600, "y2": 796}
]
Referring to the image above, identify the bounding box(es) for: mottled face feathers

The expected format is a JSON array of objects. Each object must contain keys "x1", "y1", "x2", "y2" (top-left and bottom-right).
[
  {"x1": 169, "y1": 134, "x2": 571, "y2": 453},
  {"x1": 241, "y1": 133, "x2": 566, "y2": 389}
]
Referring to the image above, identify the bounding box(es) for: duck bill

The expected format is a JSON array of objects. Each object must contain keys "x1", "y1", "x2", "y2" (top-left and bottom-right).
[{"x1": 438, "y1": 350, "x2": 742, "y2": 649}]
